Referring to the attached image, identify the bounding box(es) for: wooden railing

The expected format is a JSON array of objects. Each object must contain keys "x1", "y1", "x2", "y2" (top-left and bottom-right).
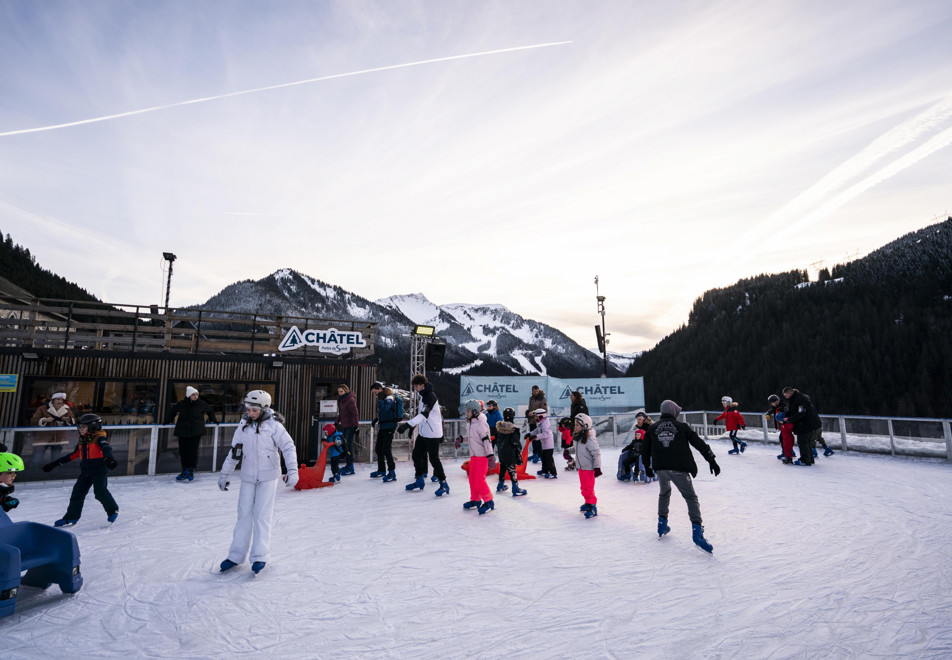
[{"x1": 0, "y1": 295, "x2": 376, "y2": 358}]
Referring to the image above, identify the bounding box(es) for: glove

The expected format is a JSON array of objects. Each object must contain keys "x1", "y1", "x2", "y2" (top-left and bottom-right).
[
  {"x1": 371, "y1": 418, "x2": 378, "y2": 428},
  {"x1": 594, "y1": 467, "x2": 602, "y2": 478},
  {"x1": 454, "y1": 436, "x2": 462, "y2": 450},
  {"x1": 218, "y1": 475, "x2": 230, "y2": 491},
  {"x1": 709, "y1": 459, "x2": 720, "y2": 476},
  {"x1": 741, "y1": 425, "x2": 746, "y2": 430},
  {"x1": 397, "y1": 422, "x2": 411, "y2": 434},
  {"x1": 2, "y1": 496, "x2": 19, "y2": 511},
  {"x1": 283, "y1": 471, "x2": 299, "y2": 488},
  {"x1": 42, "y1": 461, "x2": 58, "y2": 473},
  {"x1": 563, "y1": 449, "x2": 571, "y2": 460},
  {"x1": 38, "y1": 417, "x2": 49, "y2": 426},
  {"x1": 645, "y1": 467, "x2": 655, "y2": 479},
  {"x1": 105, "y1": 457, "x2": 118, "y2": 470}
]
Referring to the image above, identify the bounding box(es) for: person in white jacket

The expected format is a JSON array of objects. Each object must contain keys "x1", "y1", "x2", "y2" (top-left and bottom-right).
[
  {"x1": 218, "y1": 390, "x2": 298, "y2": 575},
  {"x1": 461, "y1": 399, "x2": 495, "y2": 515},
  {"x1": 397, "y1": 374, "x2": 450, "y2": 497},
  {"x1": 527, "y1": 408, "x2": 557, "y2": 479}
]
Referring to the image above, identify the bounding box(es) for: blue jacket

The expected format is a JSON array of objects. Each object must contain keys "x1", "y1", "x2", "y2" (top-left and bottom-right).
[
  {"x1": 485, "y1": 409, "x2": 503, "y2": 435},
  {"x1": 325, "y1": 431, "x2": 345, "y2": 458}
]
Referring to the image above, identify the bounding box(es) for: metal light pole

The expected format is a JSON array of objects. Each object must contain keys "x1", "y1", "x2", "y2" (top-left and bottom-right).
[
  {"x1": 162, "y1": 252, "x2": 177, "y2": 310},
  {"x1": 594, "y1": 276, "x2": 609, "y2": 378}
]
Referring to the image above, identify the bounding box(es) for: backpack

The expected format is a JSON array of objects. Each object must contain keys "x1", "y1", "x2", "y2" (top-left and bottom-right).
[{"x1": 384, "y1": 395, "x2": 404, "y2": 422}]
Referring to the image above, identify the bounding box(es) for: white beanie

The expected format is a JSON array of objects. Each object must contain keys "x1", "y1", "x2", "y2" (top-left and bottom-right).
[
  {"x1": 185, "y1": 386, "x2": 199, "y2": 397},
  {"x1": 51, "y1": 392, "x2": 67, "y2": 401}
]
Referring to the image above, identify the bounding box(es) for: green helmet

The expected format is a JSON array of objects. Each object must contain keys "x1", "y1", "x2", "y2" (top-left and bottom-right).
[{"x1": 0, "y1": 452, "x2": 25, "y2": 473}]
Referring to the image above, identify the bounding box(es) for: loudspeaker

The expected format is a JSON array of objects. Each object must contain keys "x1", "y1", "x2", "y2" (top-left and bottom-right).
[{"x1": 425, "y1": 342, "x2": 446, "y2": 371}]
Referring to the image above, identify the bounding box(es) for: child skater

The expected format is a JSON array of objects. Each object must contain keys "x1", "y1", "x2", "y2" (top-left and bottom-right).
[
  {"x1": 495, "y1": 407, "x2": 527, "y2": 497},
  {"x1": 462, "y1": 400, "x2": 495, "y2": 514},
  {"x1": 322, "y1": 423, "x2": 345, "y2": 483},
  {"x1": 42, "y1": 413, "x2": 120, "y2": 526},
  {"x1": 528, "y1": 408, "x2": 557, "y2": 479},
  {"x1": 573, "y1": 413, "x2": 601, "y2": 519},
  {"x1": 618, "y1": 411, "x2": 652, "y2": 481},
  {"x1": 1, "y1": 452, "x2": 25, "y2": 513},
  {"x1": 218, "y1": 390, "x2": 298, "y2": 575},
  {"x1": 715, "y1": 396, "x2": 747, "y2": 454},
  {"x1": 558, "y1": 417, "x2": 577, "y2": 470}
]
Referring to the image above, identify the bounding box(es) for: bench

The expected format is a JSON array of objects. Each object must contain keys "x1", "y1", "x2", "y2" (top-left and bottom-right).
[{"x1": 0, "y1": 509, "x2": 83, "y2": 618}]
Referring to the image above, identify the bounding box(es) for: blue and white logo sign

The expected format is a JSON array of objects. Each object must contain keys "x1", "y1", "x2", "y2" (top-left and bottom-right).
[{"x1": 278, "y1": 326, "x2": 367, "y2": 355}]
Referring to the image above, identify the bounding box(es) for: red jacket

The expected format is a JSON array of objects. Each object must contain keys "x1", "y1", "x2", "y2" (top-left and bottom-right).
[{"x1": 715, "y1": 408, "x2": 746, "y2": 431}]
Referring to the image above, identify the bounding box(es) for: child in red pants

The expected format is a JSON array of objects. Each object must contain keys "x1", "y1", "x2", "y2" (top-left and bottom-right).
[
  {"x1": 573, "y1": 414, "x2": 601, "y2": 519},
  {"x1": 462, "y1": 400, "x2": 495, "y2": 515}
]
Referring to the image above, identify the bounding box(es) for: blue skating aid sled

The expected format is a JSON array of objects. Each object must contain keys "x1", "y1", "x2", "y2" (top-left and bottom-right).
[{"x1": 0, "y1": 509, "x2": 83, "y2": 618}]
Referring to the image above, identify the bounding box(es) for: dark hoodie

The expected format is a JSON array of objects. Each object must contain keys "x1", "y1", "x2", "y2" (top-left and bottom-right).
[
  {"x1": 494, "y1": 420, "x2": 522, "y2": 466},
  {"x1": 642, "y1": 415, "x2": 716, "y2": 478}
]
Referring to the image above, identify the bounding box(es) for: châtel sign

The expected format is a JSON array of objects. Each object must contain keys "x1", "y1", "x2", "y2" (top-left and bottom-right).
[{"x1": 278, "y1": 326, "x2": 367, "y2": 355}]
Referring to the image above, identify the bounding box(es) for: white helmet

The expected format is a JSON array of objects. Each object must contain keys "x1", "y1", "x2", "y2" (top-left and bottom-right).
[
  {"x1": 721, "y1": 396, "x2": 733, "y2": 406},
  {"x1": 532, "y1": 408, "x2": 547, "y2": 417},
  {"x1": 464, "y1": 399, "x2": 482, "y2": 415},
  {"x1": 574, "y1": 413, "x2": 592, "y2": 430},
  {"x1": 245, "y1": 390, "x2": 272, "y2": 410}
]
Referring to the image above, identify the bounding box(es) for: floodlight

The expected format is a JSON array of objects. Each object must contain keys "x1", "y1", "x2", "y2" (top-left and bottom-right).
[{"x1": 413, "y1": 325, "x2": 436, "y2": 337}]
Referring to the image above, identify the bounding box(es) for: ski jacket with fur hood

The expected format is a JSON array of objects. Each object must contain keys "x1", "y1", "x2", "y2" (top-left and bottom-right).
[
  {"x1": 221, "y1": 410, "x2": 298, "y2": 484},
  {"x1": 494, "y1": 421, "x2": 522, "y2": 466}
]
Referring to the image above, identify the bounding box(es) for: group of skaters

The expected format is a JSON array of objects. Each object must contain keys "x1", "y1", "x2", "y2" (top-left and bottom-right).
[{"x1": 11, "y1": 378, "x2": 844, "y2": 573}]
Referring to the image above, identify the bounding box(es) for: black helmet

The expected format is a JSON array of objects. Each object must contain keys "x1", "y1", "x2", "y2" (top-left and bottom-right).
[
  {"x1": 502, "y1": 407, "x2": 515, "y2": 422},
  {"x1": 767, "y1": 394, "x2": 780, "y2": 404},
  {"x1": 77, "y1": 413, "x2": 102, "y2": 433},
  {"x1": 559, "y1": 417, "x2": 572, "y2": 428}
]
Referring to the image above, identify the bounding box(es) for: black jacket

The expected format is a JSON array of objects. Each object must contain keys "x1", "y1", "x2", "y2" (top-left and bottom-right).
[
  {"x1": 166, "y1": 397, "x2": 217, "y2": 437},
  {"x1": 642, "y1": 415, "x2": 715, "y2": 478},
  {"x1": 494, "y1": 421, "x2": 522, "y2": 467},
  {"x1": 571, "y1": 398, "x2": 589, "y2": 420},
  {"x1": 784, "y1": 391, "x2": 822, "y2": 434}
]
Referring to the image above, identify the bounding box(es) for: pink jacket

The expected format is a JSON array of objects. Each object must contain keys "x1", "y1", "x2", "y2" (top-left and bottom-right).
[{"x1": 467, "y1": 413, "x2": 493, "y2": 457}]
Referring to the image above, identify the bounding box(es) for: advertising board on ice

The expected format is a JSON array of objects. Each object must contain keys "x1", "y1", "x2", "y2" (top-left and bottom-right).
[
  {"x1": 459, "y1": 376, "x2": 645, "y2": 416},
  {"x1": 278, "y1": 326, "x2": 367, "y2": 355}
]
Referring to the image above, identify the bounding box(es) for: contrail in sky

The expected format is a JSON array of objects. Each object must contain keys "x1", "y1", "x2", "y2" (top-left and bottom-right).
[{"x1": 0, "y1": 41, "x2": 572, "y2": 138}]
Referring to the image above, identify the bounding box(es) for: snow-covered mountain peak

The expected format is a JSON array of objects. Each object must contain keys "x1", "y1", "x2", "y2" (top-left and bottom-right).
[{"x1": 374, "y1": 293, "x2": 442, "y2": 326}]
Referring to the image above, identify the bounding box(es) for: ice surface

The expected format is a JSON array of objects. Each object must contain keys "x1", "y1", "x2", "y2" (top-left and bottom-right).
[{"x1": 6, "y1": 440, "x2": 952, "y2": 658}]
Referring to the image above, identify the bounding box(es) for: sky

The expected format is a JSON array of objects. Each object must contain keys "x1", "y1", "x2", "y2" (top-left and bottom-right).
[{"x1": 2, "y1": 0, "x2": 952, "y2": 353}]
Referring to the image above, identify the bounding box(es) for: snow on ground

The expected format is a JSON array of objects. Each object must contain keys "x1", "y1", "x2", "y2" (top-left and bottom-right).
[{"x1": 6, "y1": 439, "x2": 952, "y2": 659}]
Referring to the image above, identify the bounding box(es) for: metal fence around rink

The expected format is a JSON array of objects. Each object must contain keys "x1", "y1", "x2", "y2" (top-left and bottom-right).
[{"x1": 3, "y1": 410, "x2": 950, "y2": 484}]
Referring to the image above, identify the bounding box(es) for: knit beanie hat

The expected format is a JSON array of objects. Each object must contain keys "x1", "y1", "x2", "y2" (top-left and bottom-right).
[
  {"x1": 186, "y1": 386, "x2": 199, "y2": 397},
  {"x1": 660, "y1": 400, "x2": 682, "y2": 417}
]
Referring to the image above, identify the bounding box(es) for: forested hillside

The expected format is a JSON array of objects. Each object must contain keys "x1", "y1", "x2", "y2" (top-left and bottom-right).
[
  {"x1": 0, "y1": 229, "x2": 101, "y2": 302},
  {"x1": 627, "y1": 218, "x2": 952, "y2": 417}
]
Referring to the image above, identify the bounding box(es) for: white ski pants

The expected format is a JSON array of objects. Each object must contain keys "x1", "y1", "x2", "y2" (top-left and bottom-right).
[{"x1": 227, "y1": 479, "x2": 278, "y2": 564}]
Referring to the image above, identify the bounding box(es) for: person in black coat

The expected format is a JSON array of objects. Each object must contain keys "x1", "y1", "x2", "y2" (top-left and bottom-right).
[
  {"x1": 494, "y1": 407, "x2": 527, "y2": 496},
  {"x1": 642, "y1": 400, "x2": 720, "y2": 553},
  {"x1": 165, "y1": 386, "x2": 218, "y2": 481},
  {"x1": 781, "y1": 387, "x2": 823, "y2": 466}
]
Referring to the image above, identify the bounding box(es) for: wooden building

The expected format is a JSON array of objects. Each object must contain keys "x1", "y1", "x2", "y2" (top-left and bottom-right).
[{"x1": 0, "y1": 294, "x2": 378, "y2": 461}]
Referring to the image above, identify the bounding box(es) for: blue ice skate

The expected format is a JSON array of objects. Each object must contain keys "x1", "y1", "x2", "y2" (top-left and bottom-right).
[
  {"x1": 579, "y1": 503, "x2": 592, "y2": 513},
  {"x1": 369, "y1": 471, "x2": 385, "y2": 478},
  {"x1": 219, "y1": 559, "x2": 238, "y2": 572},
  {"x1": 382, "y1": 470, "x2": 397, "y2": 482},
  {"x1": 739, "y1": 441, "x2": 747, "y2": 453},
  {"x1": 175, "y1": 470, "x2": 188, "y2": 481},
  {"x1": 512, "y1": 485, "x2": 527, "y2": 497},
  {"x1": 434, "y1": 480, "x2": 450, "y2": 497},
  {"x1": 405, "y1": 476, "x2": 425, "y2": 491},
  {"x1": 53, "y1": 518, "x2": 77, "y2": 527},
  {"x1": 692, "y1": 523, "x2": 713, "y2": 553},
  {"x1": 496, "y1": 482, "x2": 509, "y2": 493},
  {"x1": 431, "y1": 475, "x2": 440, "y2": 482},
  {"x1": 794, "y1": 459, "x2": 812, "y2": 466},
  {"x1": 728, "y1": 448, "x2": 739, "y2": 455},
  {"x1": 463, "y1": 500, "x2": 480, "y2": 510},
  {"x1": 477, "y1": 500, "x2": 495, "y2": 515},
  {"x1": 251, "y1": 561, "x2": 266, "y2": 574},
  {"x1": 107, "y1": 512, "x2": 119, "y2": 523},
  {"x1": 658, "y1": 516, "x2": 670, "y2": 537},
  {"x1": 824, "y1": 446, "x2": 834, "y2": 456},
  {"x1": 584, "y1": 505, "x2": 598, "y2": 519}
]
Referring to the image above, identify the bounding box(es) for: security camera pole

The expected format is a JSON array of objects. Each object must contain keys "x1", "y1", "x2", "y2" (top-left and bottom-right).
[
  {"x1": 594, "y1": 276, "x2": 609, "y2": 378},
  {"x1": 163, "y1": 252, "x2": 177, "y2": 310}
]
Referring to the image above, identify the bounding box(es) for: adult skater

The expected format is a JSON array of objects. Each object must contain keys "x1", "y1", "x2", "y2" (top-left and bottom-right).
[
  {"x1": 218, "y1": 390, "x2": 298, "y2": 575},
  {"x1": 643, "y1": 400, "x2": 720, "y2": 553},
  {"x1": 782, "y1": 387, "x2": 823, "y2": 465},
  {"x1": 370, "y1": 382, "x2": 403, "y2": 482},
  {"x1": 335, "y1": 384, "x2": 359, "y2": 475},
  {"x1": 165, "y1": 385, "x2": 218, "y2": 482},
  {"x1": 398, "y1": 374, "x2": 450, "y2": 497}
]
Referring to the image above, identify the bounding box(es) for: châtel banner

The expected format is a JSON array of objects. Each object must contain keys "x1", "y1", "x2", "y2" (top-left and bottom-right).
[{"x1": 459, "y1": 376, "x2": 645, "y2": 417}]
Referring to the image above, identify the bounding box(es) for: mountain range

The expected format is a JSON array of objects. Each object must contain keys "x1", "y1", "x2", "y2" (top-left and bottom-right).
[{"x1": 200, "y1": 268, "x2": 626, "y2": 385}]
